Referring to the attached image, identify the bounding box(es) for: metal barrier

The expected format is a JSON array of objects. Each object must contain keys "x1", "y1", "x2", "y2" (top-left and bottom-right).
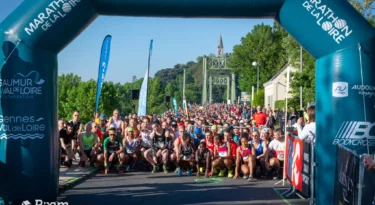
[{"x1": 281, "y1": 135, "x2": 315, "y2": 203}]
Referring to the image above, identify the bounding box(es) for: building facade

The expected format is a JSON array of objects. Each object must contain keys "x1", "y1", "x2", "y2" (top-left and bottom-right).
[{"x1": 263, "y1": 64, "x2": 296, "y2": 109}]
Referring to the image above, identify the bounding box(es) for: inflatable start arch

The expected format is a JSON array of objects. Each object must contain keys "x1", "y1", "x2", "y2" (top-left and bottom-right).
[{"x1": 1, "y1": 0, "x2": 374, "y2": 203}]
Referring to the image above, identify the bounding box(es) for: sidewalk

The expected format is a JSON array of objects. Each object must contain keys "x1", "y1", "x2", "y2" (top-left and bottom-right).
[{"x1": 58, "y1": 160, "x2": 100, "y2": 192}]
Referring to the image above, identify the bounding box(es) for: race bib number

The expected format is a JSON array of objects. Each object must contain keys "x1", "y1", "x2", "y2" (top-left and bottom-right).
[
  {"x1": 243, "y1": 155, "x2": 249, "y2": 160},
  {"x1": 126, "y1": 149, "x2": 134, "y2": 154},
  {"x1": 84, "y1": 144, "x2": 90, "y2": 150},
  {"x1": 183, "y1": 155, "x2": 191, "y2": 161},
  {"x1": 157, "y1": 142, "x2": 165, "y2": 148},
  {"x1": 276, "y1": 150, "x2": 284, "y2": 161},
  {"x1": 218, "y1": 152, "x2": 228, "y2": 157}
]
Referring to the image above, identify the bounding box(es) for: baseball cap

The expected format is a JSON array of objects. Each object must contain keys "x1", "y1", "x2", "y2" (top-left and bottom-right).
[
  {"x1": 211, "y1": 125, "x2": 218, "y2": 130},
  {"x1": 194, "y1": 127, "x2": 203, "y2": 135},
  {"x1": 100, "y1": 114, "x2": 106, "y2": 119},
  {"x1": 127, "y1": 126, "x2": 134, "y2": 132},
  {"x1": 109, "y1": 123, "x2": 116, "y2": 128}
]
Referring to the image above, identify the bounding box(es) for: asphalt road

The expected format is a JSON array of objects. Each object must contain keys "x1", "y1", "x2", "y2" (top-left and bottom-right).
[{"x1": 58, "y1": 171, "x2": 310, "y2": 205}]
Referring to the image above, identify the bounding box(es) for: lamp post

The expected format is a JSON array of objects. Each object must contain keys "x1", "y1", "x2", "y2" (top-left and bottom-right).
[{"x1": 252, "y1": 61, "x2": 259, "y2": 93}]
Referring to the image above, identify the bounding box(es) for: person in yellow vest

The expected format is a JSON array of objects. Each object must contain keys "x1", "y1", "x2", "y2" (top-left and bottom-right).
[{"x1": 77, "y1": 123, "x2": 99, "y2": 167}]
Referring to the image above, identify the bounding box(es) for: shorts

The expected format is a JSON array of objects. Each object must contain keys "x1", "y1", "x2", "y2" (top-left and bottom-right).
[
  {"x1": 61, "y1": 144, "x2": 71, "y2": 156},
  {"x1": 79, "y1": 149, "x2": 92, "y2": 159}
]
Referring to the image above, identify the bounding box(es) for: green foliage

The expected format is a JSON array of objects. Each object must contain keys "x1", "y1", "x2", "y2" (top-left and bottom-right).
[
  {"x1": 252, "y1": 90, "x2": 264, "y2": 107},
  {"x1": 228, "y1": 23, "x2": 288, "y2": 94},
  {"x1": 274, "y1": 100, "x2": 286, "y2": 110},
  {"x1": 349, "y1": 0, "x2": 375, "y2": 26}
]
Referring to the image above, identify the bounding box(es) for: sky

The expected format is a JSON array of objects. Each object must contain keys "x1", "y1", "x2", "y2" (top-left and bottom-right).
[{"x1": 0, "y1": 0, "x2": 273, "y2": 84}]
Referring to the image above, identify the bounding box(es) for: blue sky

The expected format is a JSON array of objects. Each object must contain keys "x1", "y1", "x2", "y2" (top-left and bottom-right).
[{"x1": 0, "y1": 1, "x2": 273, "y2": 84}]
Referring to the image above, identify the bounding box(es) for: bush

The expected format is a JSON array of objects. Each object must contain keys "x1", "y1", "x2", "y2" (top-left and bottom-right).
[
  {"x1": 274, "y1": 100, "x2": 286, "y2": 110},
  {"x1": 252, "y1": 89, "x2": 264, "y2": 107}
]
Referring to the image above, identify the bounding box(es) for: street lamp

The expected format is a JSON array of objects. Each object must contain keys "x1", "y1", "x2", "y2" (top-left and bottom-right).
[{"x1": 252, "y1": 61, "x2": 259, "y2": 93}]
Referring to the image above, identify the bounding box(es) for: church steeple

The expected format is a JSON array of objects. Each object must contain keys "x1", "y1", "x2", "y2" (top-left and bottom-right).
[{"x1": 217, "y1": 34, "x2": 224, "y2": 57}]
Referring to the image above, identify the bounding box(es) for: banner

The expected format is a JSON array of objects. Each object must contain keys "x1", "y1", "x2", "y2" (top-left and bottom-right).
[
  {"x1": 334, "y1": 145, "x2": 358, "y2": 205},
  {"x1": 302, "y1": 140, "x2": 311, "y2": 197},
  {"x1": 173, "y1": 98, "x2": 178, "y2": 117},
  {"x1": 137, "y1": 39, "x2": 153, "y2": 116},
  {"x1": 95, "y1": 35, "x2": 112, "y2": 113},
  {"x1": 183, "y1": 99, "x2": 189, "y2": 118},
  {"x1": 285, "y1": 135, "x2": 303, "y2": 192}
]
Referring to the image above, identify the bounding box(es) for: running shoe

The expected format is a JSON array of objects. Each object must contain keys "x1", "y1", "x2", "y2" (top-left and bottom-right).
[
  {"x1": 151, "y1": 165, "x2": 159, "y2": 173},
  {"x1": 199, "y1": 167, "x2": 204, "y2": 173},
  {"x1": 248, "y1": 176, "x2": 257, "y2": 182},
  {"x1": 228, "y1": 170, "x2": 234, "y2": 178},
  {"x1": 213, "y1": 168, "x2": 219, "y2": 174},
  {"x1": 175, "y1": 167, "x2": 180, "y2": 173},
  {"x1": 187, "y1": 169, "x2": 192, "y2": 176},
  {"x1": 178, "y1": 169, "x2": 183, "y2": 177},
  {"x1": 218, "y1": 169, "x2": 225, "y2": 177},
  {"x1": 163, "y1": 165, "x2": 168, "y2": 174},
  {"x1": 243, "y1": 175, "x2": 249, "y2": 179},
  {"x1": 125, "y1": 165, "x2": 130, "y2": 171}
]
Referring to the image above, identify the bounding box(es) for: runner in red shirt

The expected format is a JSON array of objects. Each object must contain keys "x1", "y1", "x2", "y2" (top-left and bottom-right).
[{"x1": 252, "y1": 106, "x2": 268, "y2": 127}]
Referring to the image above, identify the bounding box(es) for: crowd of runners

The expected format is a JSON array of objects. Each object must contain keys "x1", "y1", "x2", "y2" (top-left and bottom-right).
[{"x1": 58, "y1": 103, "x2": 315, "y2": 181}]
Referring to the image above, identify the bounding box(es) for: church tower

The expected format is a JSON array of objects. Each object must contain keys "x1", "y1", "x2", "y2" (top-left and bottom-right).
[{"x1": 217, "y1": 34, "x2": 224, "y2": 57}]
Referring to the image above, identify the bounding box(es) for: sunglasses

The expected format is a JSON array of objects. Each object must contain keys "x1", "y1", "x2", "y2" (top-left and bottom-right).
[{"x1": 109, "y1": 134, "x2": 116, "y2": 136}]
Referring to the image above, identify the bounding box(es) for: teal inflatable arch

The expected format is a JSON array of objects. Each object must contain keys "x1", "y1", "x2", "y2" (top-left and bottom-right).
[{"x1": 1, "y1": 0, "x2": 374, "y2": 203}]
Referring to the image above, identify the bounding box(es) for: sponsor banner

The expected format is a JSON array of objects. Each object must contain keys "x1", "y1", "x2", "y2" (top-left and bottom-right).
[
  {"x1": 333, "y1": 121, "x2": 375, "y2": 147},
  {"x1": 334, "y1": 145, "x2": 358, "y2": 205},
  {"x1": 285, "y1": 135, "x2": 303, "y2": 192},
  {"x1": 173, "y1": 98, "x2": 178, "y2": 117},
  {"x1": 302, "y1": 140, "x2": 311, "y2": 197},
  {"x1": 137, "y1": 40, "x2": 153, "y2": 116},
  {"x1": 95, "y1": 35, "x2": 112, "y2": 113}
]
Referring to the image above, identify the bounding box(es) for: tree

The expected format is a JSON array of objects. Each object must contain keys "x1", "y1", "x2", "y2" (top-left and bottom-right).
[
  {"x1": 228, "y1": 23, "x2": 287, "y2": 96},
  {"x1": 132, "y1": 75, "x2": 137, "y2": 82},
  {"x1": 349, "y1": 0, "x2": 375, "y2": 26},
  {"x1": 147, "y1": 78, "x2": 165, "y2": 114},
  {"x1": 58, "y1": 73, "x2": 81, "y2": 119}
]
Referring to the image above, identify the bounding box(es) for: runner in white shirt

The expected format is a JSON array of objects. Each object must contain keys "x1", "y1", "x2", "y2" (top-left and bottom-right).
[
  {"x1": 267, "y1": 129, "x2": 285, "y2": 180},
  {"x1": 108, "y1": 109, "x2": 122, "y2": 129},
  {"x1": 295, "y1": 105, "x2": 316, "y2": 142}
]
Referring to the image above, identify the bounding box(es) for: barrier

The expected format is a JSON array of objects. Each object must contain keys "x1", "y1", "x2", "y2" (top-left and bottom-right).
[
  {"x1": 333, "y1": 145, "x2": 375, "y2": 205},
  {"x1": 283, "y1": 135, "x2": 313, "y2": 198}
]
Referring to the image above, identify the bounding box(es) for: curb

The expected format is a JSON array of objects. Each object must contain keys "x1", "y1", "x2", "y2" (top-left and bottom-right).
[{"x1": 58, "y1": 167, "x2": 100, "y2": 193}]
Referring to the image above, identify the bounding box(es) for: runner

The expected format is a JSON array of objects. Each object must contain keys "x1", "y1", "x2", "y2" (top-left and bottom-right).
[
  {"x1": 251, "y1": 130, "x2": 268, "y2": 177},
  {"x1": 202, "y1": 130, "x2": 214, "y2": 154},
  {"x1": 176, "y1": 133, "x2": 195, "y2": 176},
  {"x1": 108, "y1": 109, "x2": 122, "y2": 129},
  {"x1": 70, "y1": 110, "x2": 82, "y2": 153},
  {"x1": 195, "y1": 141, "x2": 211, "y2": 177},
  {"x1": 123, "y1": 126, "x2": 141, "y2": 170},
  {"x1": 59, "y1": 122, "x2": 75, "y2": 167},
  {"x1": 267, "y1": 128, "x2": 285, "y2": 180},
  {"x1": 77, "y1": 123, "x2": 99, "y2": 167},
  {"x1": 140, "y1": 117, "x2": 152, "y2": 169},
  {"x1": 211, "y1": 134, "x2": 232, "y2": 177},
  {"x1": 147, "y1": 120, "x2": 171, "y2": 173},
  {"x1": 101, "y1": 127, "x2": 125, "y2": 174},
  {"x1": 233, "y1": 135, "x2": 256, "y2": 181}
]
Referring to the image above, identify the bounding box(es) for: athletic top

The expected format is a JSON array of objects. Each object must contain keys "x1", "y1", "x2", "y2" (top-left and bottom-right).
[
  {"x1": 254, "y1": 141, "x2": 264, "y2": 157},
  {"x1": 112, "y1": 117, "x2": 122, "y2": 129},
  {"x1": 103, "y1": 135, "x2": 123, "y2": 154},
  {"x1": 198, "y1": 149, "x2": 209, "y2": 162},
  {"x1": 153, "y1": 129, "x2": 169, "y2": 149},
  {"x1": 217, "y1": 142, "x2": 229, "y2": 157},
  {"x1": 82, "y1": 133, "x2": 95, "y2": 151},
  {"x1": 203, "y1": 138, "x2": 214, "y2": 153},
  {"x1": 126, "y1": 136, "x2": 139, "y2": 154},
  {"x1": 240, "y1": 144, "x2": 252, "y2": 161},
  {"x1": 140, "y1": 130, "x2": 152, "y2": 148},
  {"x1": 181, "y1": 143, "x2": 193, "y2": 161}
]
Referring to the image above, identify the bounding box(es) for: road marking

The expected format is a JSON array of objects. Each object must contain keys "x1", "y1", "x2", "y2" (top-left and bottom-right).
[{"x1": 273, "y1": 188, "x2": 292, "y2": 205}]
